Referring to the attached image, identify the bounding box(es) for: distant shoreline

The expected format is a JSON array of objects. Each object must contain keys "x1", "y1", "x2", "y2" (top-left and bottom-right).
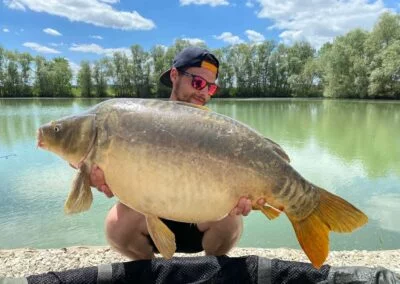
[
  {"x1": 1, "y1": 97, "x2": 400, "y2": 101},
  {"x1": 1, "y1": 246, "x2": 399, "y2": 278}
]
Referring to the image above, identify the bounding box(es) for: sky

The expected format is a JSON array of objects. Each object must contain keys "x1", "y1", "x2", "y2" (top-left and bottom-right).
[{"x1": 1, "y1": 0, "x2": 399, "y2": 74}]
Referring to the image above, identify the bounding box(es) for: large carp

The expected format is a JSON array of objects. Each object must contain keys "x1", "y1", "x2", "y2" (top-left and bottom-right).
[{"x1": 37, "y1": 98, "x2": 368, "y2": 268}]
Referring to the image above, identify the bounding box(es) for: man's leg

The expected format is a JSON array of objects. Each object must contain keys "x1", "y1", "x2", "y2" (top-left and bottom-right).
[
  {"x1": 106, "y1": 203, "x2": 243, "y2": 258},
  {"x1": 105, "y1": 202, "x2": 154, "y2": 260},
  {"x1": 197, "y1": 215, "x2": 243, "y2": 256}
]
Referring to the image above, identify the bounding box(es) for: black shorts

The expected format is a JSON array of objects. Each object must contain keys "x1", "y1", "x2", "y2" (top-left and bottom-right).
[{"x1": 148, "y1": 219, "x2": 204, "y2": 253}]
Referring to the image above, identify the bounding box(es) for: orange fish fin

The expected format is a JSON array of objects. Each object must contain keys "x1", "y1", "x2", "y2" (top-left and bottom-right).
[
  {"x1": 289, "y1": 211, "x2": 330, "y2": 269},
  {"x1": 146, "y1": 215, "x2": 176, "y2": 259},
  {"x1": 255, "y1": 204, "x2": 281, "y2": 220},
  {"x1": 288, "y1": 187, "x2": 368, "y2": 268},
  {"x1": 316, "y1": 187, "x2": 368, "y2": 233}
]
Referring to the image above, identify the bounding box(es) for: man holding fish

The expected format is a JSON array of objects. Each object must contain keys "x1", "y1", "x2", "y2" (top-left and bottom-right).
[
  {"x1": 34, "y1": 47, "x2": 400, "y2": 282},
  {"x1": 90, "y1": 47, "x2": 266, "y2": 260},
  {"x1": 37, "y1": 44, "x2": 368, "y2": 269}
]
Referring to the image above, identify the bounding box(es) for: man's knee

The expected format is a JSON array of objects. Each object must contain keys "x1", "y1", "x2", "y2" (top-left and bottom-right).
[
  {"x1": 104, "y1": 203, "x2": 155, "y2": 260},
  {"x1": 200, "y1": 215, "x2": 243, "y2": 255},
  {"x1": 105, "y1": 203, "x2": 146, "y2": 247}
]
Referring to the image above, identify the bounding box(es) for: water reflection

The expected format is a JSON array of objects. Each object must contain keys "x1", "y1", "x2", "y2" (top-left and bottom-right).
[
  {"x1": 366, "y1": 193, "x2": 400, "y2": 233},
  {"x1": 3, "y1": 98, "x2": 399, "y2": 178},
  {"x1": 209, "y1": 99, "x2": 400, "y2": 177},
  {"x1": 0, "y1": 99, "x2": 106, "y2": 149}
]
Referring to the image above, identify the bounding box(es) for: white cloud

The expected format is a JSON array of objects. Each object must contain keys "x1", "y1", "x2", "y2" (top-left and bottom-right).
[
  {"x1": 245, "y1": 30, "x2": 265, "y2": 42},
  {"x1": 181, "y1": 37, "x2": 205, "y2": 45},
  {"x1": 70, "y1": 43, "x2": 104, "y2": 54},
  {"x1": 3, "y1": 28, "x2": 10, "y2": 33},
  {"x1": 69, "y1": 43, "x2": 130, "y2": 57},
  {"x1": 90, "y1": 35, "x2": 103, "y2": 40},
  {"x1": 4, "y1": 0, "x2": 156, "y2": 31},
  {"x1": 3, "y1": 0, "x2": 25, "y2": 10},
  {"x1": 246, "y1": 1, "x2": 254, "y2": 8},
  {"x1": 214, "y1": 32, "x2": 244, "y2": 45},
  {"x1": 43, "y1": 28, "x2": 62, "y2": 36},
  {"x1": 49, "y1": 42, "x2": 64, "y2": 47},
  {"x1": 180, "y1": 0, "x2": 229, "y2": 7},
  {"x1": 254, "y1": 0, "x2": 388, "y2": 48},
  {"x1": 23, "y1": 42, "x2": 61, "y2": 54},
  {"x1": 99, "y1": 0, "x2": 119, "y2": 3}
]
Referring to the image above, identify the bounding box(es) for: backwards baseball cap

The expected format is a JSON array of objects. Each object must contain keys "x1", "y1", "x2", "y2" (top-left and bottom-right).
[{"x1": 160, "y1": 46, "x2": 219, "y2": 88}]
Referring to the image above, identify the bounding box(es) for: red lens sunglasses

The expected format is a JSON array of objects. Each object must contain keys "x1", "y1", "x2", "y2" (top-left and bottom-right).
[{"x1": 179, "y1": 70, "x2": 218, "y2": 96}]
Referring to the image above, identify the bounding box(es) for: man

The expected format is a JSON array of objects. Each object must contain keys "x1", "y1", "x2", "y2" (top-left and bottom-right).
[{"x1": 90, "y1": 46, "x2": 265, "y2": 260}]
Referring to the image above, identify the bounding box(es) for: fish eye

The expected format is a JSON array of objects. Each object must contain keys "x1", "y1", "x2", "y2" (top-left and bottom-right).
[{"x1": 54, "y1": 125, "x2": 61, "y2": 132}]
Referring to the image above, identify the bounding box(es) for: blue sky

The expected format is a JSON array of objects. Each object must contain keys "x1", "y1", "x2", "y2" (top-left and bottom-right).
[{"x1": 1, "y1": 0, "x2": 399, "y2": 74}]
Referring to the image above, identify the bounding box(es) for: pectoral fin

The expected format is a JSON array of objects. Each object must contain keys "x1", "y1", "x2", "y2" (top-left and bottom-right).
[
  {"x1": 146, "y1": 215, "x2": 176, "y2": 259},
  {"x1": 64, "y1": 163, "x2": 93, "y2": 214}
]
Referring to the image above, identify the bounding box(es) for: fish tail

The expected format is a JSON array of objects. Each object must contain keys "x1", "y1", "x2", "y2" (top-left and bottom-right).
[
  {"x1": 287, "y1": 187, "x2": 368, "y2": 268},
  {"x1": 64, "y1": 164, "x2": 93, "y2": 214}
]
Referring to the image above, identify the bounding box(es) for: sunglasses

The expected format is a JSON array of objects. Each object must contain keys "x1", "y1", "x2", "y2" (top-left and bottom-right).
[{"x1": 179, "y1": 70, "x2": 218, "y2": 96}]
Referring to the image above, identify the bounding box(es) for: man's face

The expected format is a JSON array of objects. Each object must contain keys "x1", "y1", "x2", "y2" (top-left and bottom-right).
[{"x1": 170, "y1": 67, "x2": 217, "y2": 106}]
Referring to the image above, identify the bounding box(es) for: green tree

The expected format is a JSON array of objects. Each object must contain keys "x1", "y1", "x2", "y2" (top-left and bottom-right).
[
  {"x1": 112, "y1": 52, "x2": 132, "y2": 97},
  {"x1": 93, "y1": 59, "x2": 108, "y2": 97},
  {"x1": 292, "y1": 58, "x2": 323, "y2": 97},
  {"x1": 3, "y1": 51, "x2": 20, "y2": 97},
  {"x1": 173, "y1": 39, "x2": 206, "y2": 54},
  {"x1": 365, "y1": 12, "x2": 400, "y2": 55},
  {"x1": 78, "y1": 61, "x2": 92, "y2": 97},
  {"x1": 366, "y1": 12, "x2": 400, "y2": 98},
  {"x1": 212, "y1": 47, "x2": 235, "y2": 97},
  {"x1": 368, "y1": 40, "x2": 400, "y2": 98},
  {"x1": 35, "y1": 57, "x2": 72, "y2": 97},
  {"x1": 34, "y1": 56, "x2": 49, "y2": 97},
  {"x1": 226, "y1": 44, "x2": 254, "y2": 97},
  {"x1": 130, "y1": 44, "x2": 151, "y2": 97},
  {"x1": 254, "y1": 40, "x2": 276, "y2": 96},
  {"x1": 150, "y1": 45, "x2": 169, "y2": 97},
  {"x1": 269, "y1": 44, "x2": 290, "y2": 97},
  {"x1": 18, "y1": 53, "x2": 33, "y2": 96},
  {"x1": 0, "y1": 46, "x2": 5, "y2": 97},
  {"x1": 286, "y1": 41, "x2": 316, "y2": 97},
  {"x1": 52, "y1": 57, "x2": 73, "y2": 97},
  {"x1": 321, "y1": 29, "x2": 369, "y2": 98}
]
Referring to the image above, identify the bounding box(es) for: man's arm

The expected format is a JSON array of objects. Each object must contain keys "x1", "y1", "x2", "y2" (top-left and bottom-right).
[
  {"x1": 90, "y1": 165, "x2": 114, "y2": 198},
  {"x1": 230, "y1": 196, "x2": 265, "y2": 216}
]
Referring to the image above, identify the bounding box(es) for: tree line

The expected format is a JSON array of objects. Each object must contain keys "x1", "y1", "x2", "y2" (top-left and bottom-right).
[{"x1": 0, "y1": 12, "x2": 399, "y2": 99}]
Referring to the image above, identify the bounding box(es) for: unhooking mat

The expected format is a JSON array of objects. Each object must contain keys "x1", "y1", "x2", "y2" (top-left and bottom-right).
[{"x1": 1, "y1": 255, "x2": 399, "y2": 284}]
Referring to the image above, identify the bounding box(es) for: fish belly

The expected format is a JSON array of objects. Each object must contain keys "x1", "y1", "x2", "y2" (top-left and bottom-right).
[{"x1": 98, "y1": 140, "x2": 267, "y2": 223}]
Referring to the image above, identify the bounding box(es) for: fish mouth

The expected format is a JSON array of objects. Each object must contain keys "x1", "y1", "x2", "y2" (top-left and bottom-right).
[{"x1": 36, "y1": 128, "x2": 45, "y2": 148}]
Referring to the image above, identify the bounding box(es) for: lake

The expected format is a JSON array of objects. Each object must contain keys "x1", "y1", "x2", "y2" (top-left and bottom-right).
[{"x1": 0, "y1": 98, "x2": 399, "y2": 251}]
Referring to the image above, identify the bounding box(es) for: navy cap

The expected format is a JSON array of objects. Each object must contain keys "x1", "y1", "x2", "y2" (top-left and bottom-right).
[{"x1": 159, "y1": 46, "x2": 219, "y2": 88}]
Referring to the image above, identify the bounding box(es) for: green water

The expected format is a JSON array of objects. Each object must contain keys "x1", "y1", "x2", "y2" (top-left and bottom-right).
[{"x1": 0, "y1": 98, "x2": 399, "y2": 250}]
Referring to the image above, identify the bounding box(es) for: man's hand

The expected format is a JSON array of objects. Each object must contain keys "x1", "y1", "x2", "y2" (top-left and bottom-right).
[
  {"x1": 229, "y1": 197, "x2": 265, "y2": 216},
  {"x1": 90, "y1": 165, "x2": 114, "y2": 198}
]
